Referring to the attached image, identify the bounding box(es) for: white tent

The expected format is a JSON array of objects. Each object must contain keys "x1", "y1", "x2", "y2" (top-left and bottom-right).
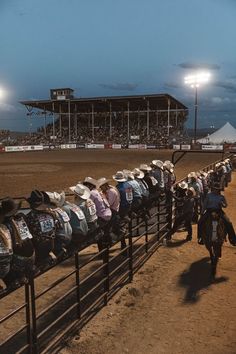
[{"x1": 197, "y1": 122, "x2": 236, "y2": 144}]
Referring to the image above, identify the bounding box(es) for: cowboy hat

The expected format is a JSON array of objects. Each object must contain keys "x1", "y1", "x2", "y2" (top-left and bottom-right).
[
  {"x1": 27, "y1": 190, "x2": 51, "y2": 209},
  {"x1": 123, "y1": 169, "x2": 134, "y2": 180},
  {"x1": 178, "y1": 181, "x2": 188, "y2": 190},
  {"x1": 187, "y1": 172, "x2": 197, "y2": 179},
  {"x1": 69, "y1": 183, "x2": 91, "y2": 200},
  {"x1": 211, "y1": 182, "x2": 221, "y2": 190},
  {"x1": 83, "y1": 176, "x2": 98, "y2": 187},
  {"x1": 0, "y1": 198, "x2": 21, "y2": 217},
  {"x1": 45, "y1": 191, "x2": 66, "y2": 207},
  {"x1": 187, "y1": 187, "x2": 196, "y2": 197},
  {"x1": 97, "y1": 177, "x2": 110, "y2": 188},
  {"x1": 112, "y1": 171, "x2": 127, "y2": 182},
  {"x1": 139, "y1": 163, "x2": 152, "y2": 171},
  {"x1": 132, "y1": 168, "x2": 144, "y2": 179},
  {"x1": 152, "y1": 160, "x2": 163, "y2": 169}
]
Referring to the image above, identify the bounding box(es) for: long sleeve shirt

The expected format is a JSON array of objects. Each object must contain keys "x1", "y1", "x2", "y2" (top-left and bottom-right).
[{"x1": 90, "y1": 189, "x2": 112, "y2": 221}]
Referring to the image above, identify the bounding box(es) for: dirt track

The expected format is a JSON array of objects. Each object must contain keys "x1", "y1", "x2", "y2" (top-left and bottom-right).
[
  {"x1": 60, "y1": 172, "x2": 236, "y2": 354},
  {"x1": 0, "y1": 149, "x2": 223, "y2": 197}
]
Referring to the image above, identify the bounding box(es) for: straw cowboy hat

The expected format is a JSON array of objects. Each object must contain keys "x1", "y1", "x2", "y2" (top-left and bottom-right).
[
  {"x1": 45, "y1": 191, "x2": 66, "y2": 208},
  {"x1": 0, "y1": 198, "x2": 21, "y2": 217},
  {"x1": 123, "y1": 169, "x2": 134, "y2": 180},
  {"x1": 97, "y1": 177, "x2": 110, "y2": 188},
  {"x1": 188, "y1": 171, "x2": 197, "y2": 179},
  {"x1": 132, "y1": 168, "x2": 144, "y2": 179},
  {"x1": 139, "y1": 163, "x2": 152, "y2": 171},
  {"x1": 178, "y1": 181, "x2": 188, "y2": 190},
  {"x1": 112, "y1": 171, "x2": 127, "y2": 182},
  {"x1": 83, "y1": 176, "x2": 98, "y2": 187},
  {"x1": 152, "y1": 160, "x2": 163, "y2": 169},
  {"x1": 163, "y1": 160, "x2": 174, "y2": 171},
  {"x1": 187, "y1": 187, "x2": 196, "y2": 197},
  {"x1": 69, "y1": 183, "x2": 91, "y2": 200}
]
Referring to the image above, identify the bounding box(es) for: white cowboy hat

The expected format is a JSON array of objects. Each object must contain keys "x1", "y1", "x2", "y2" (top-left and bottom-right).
[
  {"x1": 188, "y1": 171, "x2": 197, "y2": 178},
  {"x1": 97, "y1": 177, "x2": 110, "y2": 188},
  {"x1": 45, "y1": 191, "x2": 66, "y2": 207},
  {"x1": 112, "y1": 171, "x2": 127, "y2": 182},
  {"x1": 123, "y1": 169, "x2": 134, "y2": 180},
  {"x1": 152, "y1": 160, "x2": 163, "y2": 169},
  {"x1": 187, "y1": 187, "x2": 196, "y2": 197},
  {"x1": 139, "y1": 163, "x2": 152, "y2": 171},
  {"x1": 163, "y1": 161, "x2": 174, "y2": 170},
  {"x1": 178, "y1": 181, "x2": 188, "y2": 190},
  {"x1": 83, "y1": 176, "x2": 98, "y2": 187},
  {"x1": 132, "y1": 168, "x2": 144, "y2": 179},
  {"x1": 69, "y1": 183, "x2": 91, "y2": 200}
]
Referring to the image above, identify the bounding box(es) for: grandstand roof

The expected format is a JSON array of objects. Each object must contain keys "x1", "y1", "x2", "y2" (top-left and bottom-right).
[{"x1": 20, "y1": 93, "x2": 188, "y2": 114}]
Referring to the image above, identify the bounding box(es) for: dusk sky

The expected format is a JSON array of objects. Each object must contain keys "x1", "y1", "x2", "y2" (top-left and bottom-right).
[{"x1": 0, "y1": 0, "x2": 236, "y2": 132}]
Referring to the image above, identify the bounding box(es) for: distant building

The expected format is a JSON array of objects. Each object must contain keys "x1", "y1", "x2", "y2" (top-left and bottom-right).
[{"x1": 50, "y1": 88, "x2": 74, "y2": 100}]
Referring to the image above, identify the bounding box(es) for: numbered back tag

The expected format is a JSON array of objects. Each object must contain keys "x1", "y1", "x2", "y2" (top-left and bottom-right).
[
  {"x1": 15, "y1": 218, "x2": 33, "y2": 240},
  {"x1": 125, "y1": 187, "x2": 133, "y2": 202},
  {"x1": 38, "y1": 215, "x2": 55, "y2": 233},
  {"x1": 86, "y1": 201, "x2": 97, "y2": 216},
  {"x1": 56, "y1": 208, "x2": 70, "y2": 223},
  {"x1": 71, "y1": 206, "x2": 85, "y2": 220}
]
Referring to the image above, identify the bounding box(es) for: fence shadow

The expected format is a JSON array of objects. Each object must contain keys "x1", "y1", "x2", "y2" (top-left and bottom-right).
[{"x1": 178, "y1": 257, "x2": 228, "y2": 304}]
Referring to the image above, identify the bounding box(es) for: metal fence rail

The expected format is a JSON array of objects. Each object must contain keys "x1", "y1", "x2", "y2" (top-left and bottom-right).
[{"x1": 0, "y1": 156, "x2": 232, "y2": 354}]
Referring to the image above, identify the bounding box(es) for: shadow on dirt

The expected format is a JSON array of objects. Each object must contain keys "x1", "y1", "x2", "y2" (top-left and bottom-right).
[{"x1": 178, "y1": 257, "x2": 228, "y2": 304}]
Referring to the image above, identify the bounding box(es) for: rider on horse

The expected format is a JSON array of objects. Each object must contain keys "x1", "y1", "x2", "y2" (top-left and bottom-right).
[{"x1": 197, "y1": 182, "x2": 236, "y2": 245}]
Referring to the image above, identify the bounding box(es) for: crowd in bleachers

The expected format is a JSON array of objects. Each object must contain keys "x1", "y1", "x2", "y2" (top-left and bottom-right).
[
  {"x1": 0, "y1": 156, "x2": 234, "y2": 293},
  {"x1": 4, "y1": 112, "x2": 189, "y2": 146}
]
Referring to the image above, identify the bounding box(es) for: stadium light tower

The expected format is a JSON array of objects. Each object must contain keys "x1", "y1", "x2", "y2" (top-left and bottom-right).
[{"x1": 184, "y1": 72, "x2": 210, "y2": 143}]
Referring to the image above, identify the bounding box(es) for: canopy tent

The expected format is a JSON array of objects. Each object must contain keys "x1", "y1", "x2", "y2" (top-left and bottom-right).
[{"x1": 197, "y1": 122, "x2": 236, "y2": 144}]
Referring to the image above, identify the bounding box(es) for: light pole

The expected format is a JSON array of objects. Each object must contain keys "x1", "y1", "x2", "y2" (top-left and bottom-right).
[{"x1": 184, "y1": 72, "x2": 210, "y2": 143}]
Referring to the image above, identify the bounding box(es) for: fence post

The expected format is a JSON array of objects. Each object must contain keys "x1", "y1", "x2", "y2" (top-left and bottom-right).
[
  {"x1": 128, "y1": 219, "x2": 133, "y2": 282},
  {"x1": 103, "y1": 245, "x2": 109, "y2": 306},
  {"x1": 29, "y1": 276, "x2": 38, "y2": 354},
  {"x1": 25, "y1": 283, "x2": 33, "y2": 354},
  {"x1": 75, "y1": 252, "x2": 81, "y2": 319},
  {"x1": 157, "y1": 199, "x2": 160, "y2": 240},
  {"x1": 145, "y1": 216, "x2": 148, "y2": 253}
]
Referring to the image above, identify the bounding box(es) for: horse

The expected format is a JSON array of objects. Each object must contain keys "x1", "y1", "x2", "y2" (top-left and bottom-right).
[{"x1": 201, "y1": 210, "x2": 227, "y2": 278}]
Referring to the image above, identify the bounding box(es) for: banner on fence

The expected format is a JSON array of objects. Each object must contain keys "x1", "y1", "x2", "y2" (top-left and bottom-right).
[
  {"x1": 104, "y1": 144, "x2": 112, "y2": 149},
  {"x1": 147, "y1": 145, "x2": 157, "y2": 149},
  {"x1": 181, "y1": 145, "x2": 191, "y2": 150},
  {"x1": 76, "y1": 143, "x2": 86, "y2": 149},
  {"x1": 201, "y1": 145, "x2": 223, "y2": 151},
  {"x1": 5, "y1": 145, "x2": 44, "y2": 152},
  {"x1": 112, "y1": 144, "x2": 122, "y2": 149},
  {"x1": 86, "y1": 144, "x2": 105, "y2": 149},
  {"x1": 173, "y1": 145, "x2": 181, "y2": 150},
  {"x1": 60, "y1": 144, "x2": 77, "y2": 149},
  {"x1": 128, "y1": 144, "x2": 147, "y2": 149}
]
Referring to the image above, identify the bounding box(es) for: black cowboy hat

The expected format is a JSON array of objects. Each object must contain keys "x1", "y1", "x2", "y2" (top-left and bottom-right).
[
  {"x1": 27, "y1": 190, "x2": 51, "y2": 208},
  {"x1": 0, "y1": 198, "x2": 21, "y2": 217},
  {"x1": 211, "y1": 182, "x2": 221, "y2": 190}
]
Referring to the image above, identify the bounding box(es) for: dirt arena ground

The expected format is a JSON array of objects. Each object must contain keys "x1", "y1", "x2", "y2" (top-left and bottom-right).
[
  {"x1": 0, "y1": 149, "x2": 235, "y2": 354},
  {"x1": 0, "y1": 149, "x2": 224, "y2": 197}
]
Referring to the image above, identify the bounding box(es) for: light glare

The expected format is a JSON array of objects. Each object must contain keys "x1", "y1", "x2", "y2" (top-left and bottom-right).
[{"x1": 184, "y1": 71, "x2": 211, "y2": 87}]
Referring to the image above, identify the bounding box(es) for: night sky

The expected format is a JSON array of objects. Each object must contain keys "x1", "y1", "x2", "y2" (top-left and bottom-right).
[{"x1": 0, "y1": 0, "x2": 236, "y2": 132}]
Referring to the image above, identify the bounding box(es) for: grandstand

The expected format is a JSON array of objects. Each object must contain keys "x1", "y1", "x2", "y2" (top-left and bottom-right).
[{"x1": 20, "y1": 90, "x2": 188, "y2": 146}]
